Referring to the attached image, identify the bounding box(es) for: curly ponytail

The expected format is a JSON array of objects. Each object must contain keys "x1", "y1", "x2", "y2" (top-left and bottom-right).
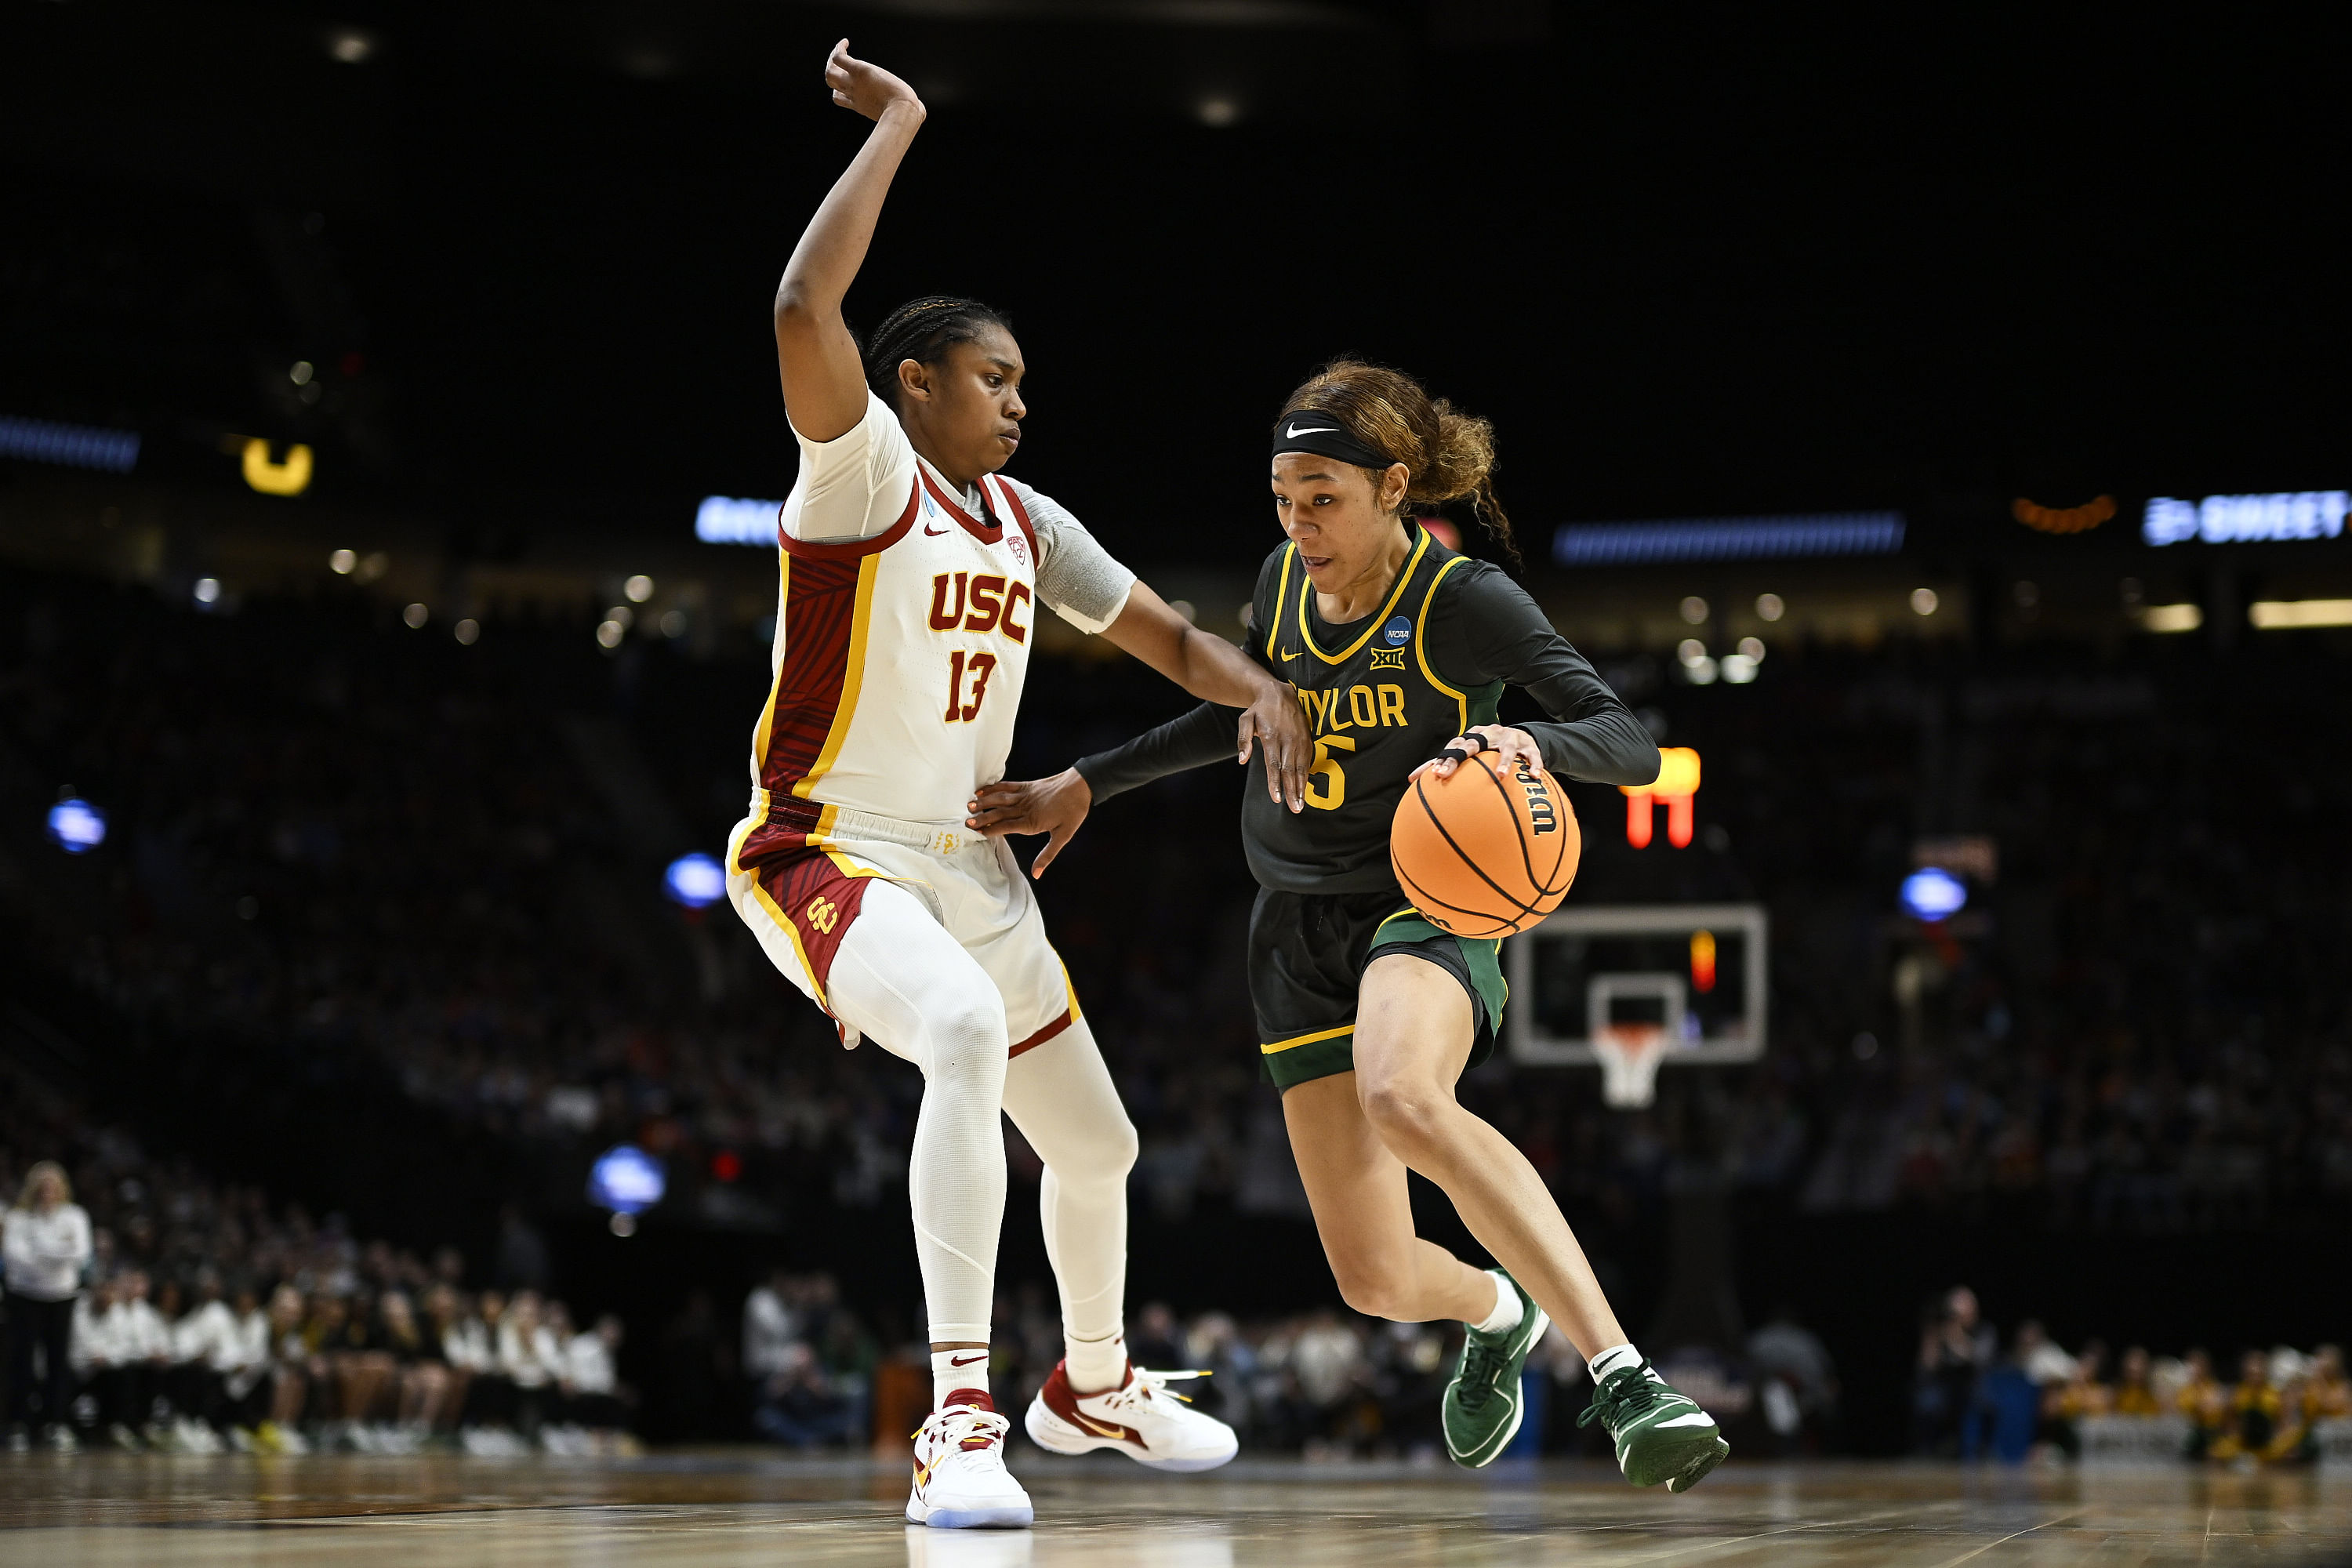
[{"x1": 1276, "y1": 359, "x2": 1516, "y2": 565}]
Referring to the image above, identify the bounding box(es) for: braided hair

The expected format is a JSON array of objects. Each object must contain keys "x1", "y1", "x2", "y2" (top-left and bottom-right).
[
  {"x1": 860, "y1": 296, "x2": 1014, "y2": 408},
  {"x1": 1277, "y1": 359, "x2": 1517, "y2": 567}
]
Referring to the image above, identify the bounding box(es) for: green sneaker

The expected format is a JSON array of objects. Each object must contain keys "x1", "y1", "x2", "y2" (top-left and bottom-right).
[
  {"x1": 1442, "y1": 1270, "x2": 1551, "y2": 1467},
  {"x1": 1577, "y1": 1360, "x2": 1730, "y2": 1491}
]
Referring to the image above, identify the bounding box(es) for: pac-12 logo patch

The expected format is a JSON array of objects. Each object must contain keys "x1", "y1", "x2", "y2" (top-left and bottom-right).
[
  {"x1": 1006, "y1": 535, "x2": 1028, "y2": 567},
  {"x1": 1382, "y1": 615, "x2": 1411, "y2": 646}
]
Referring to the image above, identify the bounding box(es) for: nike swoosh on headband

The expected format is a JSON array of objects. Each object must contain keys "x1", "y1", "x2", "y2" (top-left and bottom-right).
[{"x1": 1284, "y1": 423, "x2": 1339, "y2": 438}]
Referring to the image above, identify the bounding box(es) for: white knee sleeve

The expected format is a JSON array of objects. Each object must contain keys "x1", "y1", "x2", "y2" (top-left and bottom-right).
[
  {"x1": 826, "y1": 887, "x2": 1010, "y2": 1345},
  {"x1": 1003, "y1": 1019, "x2": 1138, "y2": 1347}
]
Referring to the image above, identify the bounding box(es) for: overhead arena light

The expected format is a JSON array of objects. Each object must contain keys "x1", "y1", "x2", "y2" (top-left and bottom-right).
[
  {"x1": 2143, "y1": 491, "x2": 2347, "y2": 546},
  {"x1": 47, "y1": 798, "x2": 108, "y2": 854},
  {"x1": 1553, "y1": 512, "x2": 1904, "y2": 567},
  {"x1": 587, "y1": 1145, "x2": 666, "y2": 1236},
  {"x1": 2249, "y1": 599, "x2": 2352, "y2": 630},
  {"x1": 696, "y1": 495, "x2": 782, "y2": 545},
  {"x1": 1900, "y1": 868, "x2": 1968, "y2": 922},
  {"x1": 664, "y1": 852, "x2": 727, "y2": 909},
  {"x1": 0, "y1": 415, "x2": 140, "y2": 474}
]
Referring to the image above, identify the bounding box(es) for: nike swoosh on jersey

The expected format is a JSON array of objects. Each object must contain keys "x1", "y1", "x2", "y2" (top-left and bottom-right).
[
  {"x1": 924, "y1": 522, "x2": 953, "y2": 536},
  {"x1": 1283, "y1": 423, "x2": 1340, "y2": 438},
  {"x1": 1279, "y1": 649, "x2": 1301, "y2": 660}
]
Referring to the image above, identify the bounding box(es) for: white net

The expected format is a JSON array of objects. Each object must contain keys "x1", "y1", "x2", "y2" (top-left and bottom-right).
[{"x1": 1592, "y1": 1024, "x2": 1668, "y2": 1109}]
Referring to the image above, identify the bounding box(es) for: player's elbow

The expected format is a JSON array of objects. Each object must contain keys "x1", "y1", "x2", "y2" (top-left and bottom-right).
[
  {"x1": 772, "y1": 278, "x2": 829, "y2": 331},
  {"x1": 1618, "y1": 739, "x2": 1663, "y2": 788}
]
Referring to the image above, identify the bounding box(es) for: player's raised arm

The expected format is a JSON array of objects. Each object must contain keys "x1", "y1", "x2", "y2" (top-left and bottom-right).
[{"x1": 773, "y1": 41, "x2": 926, "y2": 442}]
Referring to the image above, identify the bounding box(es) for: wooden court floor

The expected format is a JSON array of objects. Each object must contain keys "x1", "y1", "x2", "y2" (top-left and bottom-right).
[{"x1": 2, "y1": 1451, "x2": 2346, "y2": 1566}]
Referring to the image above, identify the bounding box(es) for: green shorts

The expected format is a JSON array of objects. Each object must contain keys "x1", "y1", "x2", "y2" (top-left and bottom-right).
[{"x1": 1248, "y1": 887, "x2": 1507, "y2": 1092}]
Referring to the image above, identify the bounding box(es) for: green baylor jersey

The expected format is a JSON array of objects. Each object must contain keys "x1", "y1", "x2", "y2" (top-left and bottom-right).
[{"x1": 1243, "y1": 526, "x2": 1501, "y2": 895}]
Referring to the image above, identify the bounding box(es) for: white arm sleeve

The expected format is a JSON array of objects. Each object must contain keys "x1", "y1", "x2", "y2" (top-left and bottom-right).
[
  {"x1": 1001, "y1": 477, "x2": 1137, "y2": 636},
  {"x1": 781, "y1": 391, "x2": 919, "y2": 543}
]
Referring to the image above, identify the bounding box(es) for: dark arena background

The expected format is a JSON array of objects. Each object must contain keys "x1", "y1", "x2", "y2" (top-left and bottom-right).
[{"x1": 3, "y1": 2, "x2": 2350, "y2": 1563}]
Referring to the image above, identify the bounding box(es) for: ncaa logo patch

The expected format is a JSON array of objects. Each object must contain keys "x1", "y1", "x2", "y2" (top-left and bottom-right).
[{"x1": 1382, "y1": 615, "x2": 1411, "y2": 646}]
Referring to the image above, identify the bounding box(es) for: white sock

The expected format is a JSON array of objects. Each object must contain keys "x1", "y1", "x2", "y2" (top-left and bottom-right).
[
  {"x1": 1065, "y1": 1330, "x2": 1127, "y2": 1396},
  {"x1": 932, "y1": 1348, "x2": 993, "y2": 1409},
  {"x1": 1588, "y1": 1343, "x2": 1644, "y2": 1381},
  {"x1": 1471, "y1": 1271, "x2": 1524, "y2": 1337}
]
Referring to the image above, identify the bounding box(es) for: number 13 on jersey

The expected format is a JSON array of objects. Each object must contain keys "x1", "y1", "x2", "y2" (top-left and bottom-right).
[{"x1": 944, "y1": 650, "x2": 998, "y2": 723}]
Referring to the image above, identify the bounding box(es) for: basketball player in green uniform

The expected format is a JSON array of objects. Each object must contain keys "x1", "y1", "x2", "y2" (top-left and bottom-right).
[{"x1": 968, "y1": 361, "x2": 1730, "y2": 1490}]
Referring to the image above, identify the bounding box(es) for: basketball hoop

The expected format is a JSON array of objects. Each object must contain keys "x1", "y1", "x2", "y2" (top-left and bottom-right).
[{"x1": 1592, "y1": 1024, "x2": 1668, "y2": 1109}]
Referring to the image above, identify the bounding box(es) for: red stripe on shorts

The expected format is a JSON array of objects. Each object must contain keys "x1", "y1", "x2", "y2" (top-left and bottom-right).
[
  {"x1": 755, "y1": 848, "x2": 873, "y2": 996},
  {"x1": 1009, "y1": 1009, "x2": 1072, "y2": 1060}
]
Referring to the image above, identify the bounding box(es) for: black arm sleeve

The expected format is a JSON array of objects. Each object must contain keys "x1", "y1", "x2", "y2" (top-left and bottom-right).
[
  {"x1": 1431, "y1": 564, "x2": 1661, "y2": 786},
  {"x1": 1073, "y1": 546, "x2": 1290, "y2": 802},
  {"x1": 1072, "y1": 699, "x2": 1236, "y2": 802}
]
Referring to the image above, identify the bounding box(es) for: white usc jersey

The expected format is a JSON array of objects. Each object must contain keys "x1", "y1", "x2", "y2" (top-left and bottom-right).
[{"x1": 735, "y1": 464, "x2": 1041, "y2": 856}]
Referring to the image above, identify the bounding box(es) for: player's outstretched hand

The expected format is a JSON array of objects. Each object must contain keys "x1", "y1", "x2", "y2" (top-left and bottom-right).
[
  {"x1": 1240, "y1": 683, "x2": 1310, "y2": 815},
  {"x1": 1414, "y1": 724, "x2": 1541, "y2": 782},
  {"x1": 967, "y1": 769, "x2": 1093, "y2": 879},
  {"x1": 824, "y1": 38, "x2": 924, "y2": 122}
]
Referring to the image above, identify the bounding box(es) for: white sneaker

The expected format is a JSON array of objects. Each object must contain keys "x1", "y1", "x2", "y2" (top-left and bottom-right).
[
  {"x1": 907, "y1": 1399, "x2": 1033, "y2": 1530},
  {"x1": 1025, "y1": 1361, "x2": 1238, "y2": 1473}
]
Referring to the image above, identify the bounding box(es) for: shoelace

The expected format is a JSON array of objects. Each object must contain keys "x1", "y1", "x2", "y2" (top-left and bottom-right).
[
  {"x1": 1097, "y1": 1367, "x2": 1210, "y2": 1413},
  {"x1": 1577, "y1": 1363, "x2": 1668, "y2": 1433},
  {"x1": 1456, "y1": 1336, "x2": 1511, "y2": 1399},
  {"x1": 916, "y1": 1404, "x2": 1014, "y2": 1452}
]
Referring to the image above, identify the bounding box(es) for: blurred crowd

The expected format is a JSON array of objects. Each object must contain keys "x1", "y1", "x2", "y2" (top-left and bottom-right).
[
  {"x1": 2, "y1": 574, "x2": 2347, "y2": 1257},
  {"x1": 1, "y1": 1120, "x2": 632, "y2": 1455},
  {"x1": 1912, "y1": 1285, "x2": 2351, "y2": 1465}
]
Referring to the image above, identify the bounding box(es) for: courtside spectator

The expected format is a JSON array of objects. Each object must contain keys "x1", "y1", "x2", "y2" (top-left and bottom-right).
[
  {"x1": 743, "y1": 1268, "x2": 798, "y2": 1386},
  {"x1": 4, "y1": 1160, "x2": 93, "y2": 1450},
  {"x1": 166, "y1": 1269, "x2": 237, "y2": 1450},
  {"x1": 2210, "y1": 1349, "x2": 2286, "y2": 1463},
  {"x1": 1749, "y1": 1307, "x2": 1839, "y2": 1454},
  {"x1": 753, "y1": 1342, "x2": 864, "y2": 1449},
  {"x1": 218, "y1": 1287, "x2": 274, "y2": 1443},
  {"x1": 1914, "y1": 1287, "x2": 1995, "y2": 1456},
  {"x1": 2113, "y1": 1347, "x2": 2163, "y2": 1416}
]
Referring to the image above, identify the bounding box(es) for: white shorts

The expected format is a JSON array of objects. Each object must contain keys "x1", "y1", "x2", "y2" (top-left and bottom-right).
[{"x1": 727, "y1": 823, "x2": 1080, "y2": 1056}]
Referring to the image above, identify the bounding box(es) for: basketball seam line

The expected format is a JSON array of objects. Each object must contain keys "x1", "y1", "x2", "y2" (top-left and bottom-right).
[
  {"x1": 1479, "y1": 755, "x2": 1569, "y2": 898},
  {"x1": 1410, "y1": 773, "x2": 1543, "y2": 920},
  {"x1": 1390, "y1": 850, "x2": 1517, "y2": 935},
  {"x1": 1390, "y1": 851, "x2": 1522, "y2": 941}
]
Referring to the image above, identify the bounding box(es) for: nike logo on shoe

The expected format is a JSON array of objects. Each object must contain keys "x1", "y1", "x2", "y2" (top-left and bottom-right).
[
  {"x1": 1284, "y1": 423, "x2": 1339, "y2": 438},
  {"x1": 1655, "y1": 1412, "x2": 1716, "y2": 1427}
]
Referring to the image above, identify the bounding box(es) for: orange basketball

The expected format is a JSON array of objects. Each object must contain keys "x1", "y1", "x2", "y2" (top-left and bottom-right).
[{"x1": 1390, "y1": 752, "x2": 1580, "y2": 938}]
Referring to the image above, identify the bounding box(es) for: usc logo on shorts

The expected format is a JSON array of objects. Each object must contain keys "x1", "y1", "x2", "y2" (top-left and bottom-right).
[{"x1": 804, "y1": 895, "x2": 841, "y2": 934}]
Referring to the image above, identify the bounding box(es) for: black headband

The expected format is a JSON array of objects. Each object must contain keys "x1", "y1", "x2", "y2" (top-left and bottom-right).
[{"x1": 1272, "y1": 410, "x2": 1399, "y2": 473}]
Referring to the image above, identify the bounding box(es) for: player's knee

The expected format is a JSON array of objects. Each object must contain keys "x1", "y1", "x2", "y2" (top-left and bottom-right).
[
  {"x1": 1329, "y1": 1261, "x2": 1408, "y2": 1321},
  {"x1": 926, "y1": 993, "x2": 1011, "y2": 1079},
  {"x1": 1098, "y1": 1109, "x2": 1140, "y2": 1180},
  {"x1": 1357, "y1": 1076, "x2": 1449, "y2": 1158},
  {"x1": 1033, "y1": 1106, "x2": 1136, "y2": 1188}
]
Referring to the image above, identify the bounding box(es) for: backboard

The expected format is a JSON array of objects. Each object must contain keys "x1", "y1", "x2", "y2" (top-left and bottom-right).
[{"x1": 1505, "y1": 903, "x2": 1768, "y2": 1068}]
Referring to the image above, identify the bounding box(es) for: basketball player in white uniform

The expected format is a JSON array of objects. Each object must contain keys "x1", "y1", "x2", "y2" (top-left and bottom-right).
[{"x1": 728, "y1": 42, "x2": 1309, "y2": 1529}]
